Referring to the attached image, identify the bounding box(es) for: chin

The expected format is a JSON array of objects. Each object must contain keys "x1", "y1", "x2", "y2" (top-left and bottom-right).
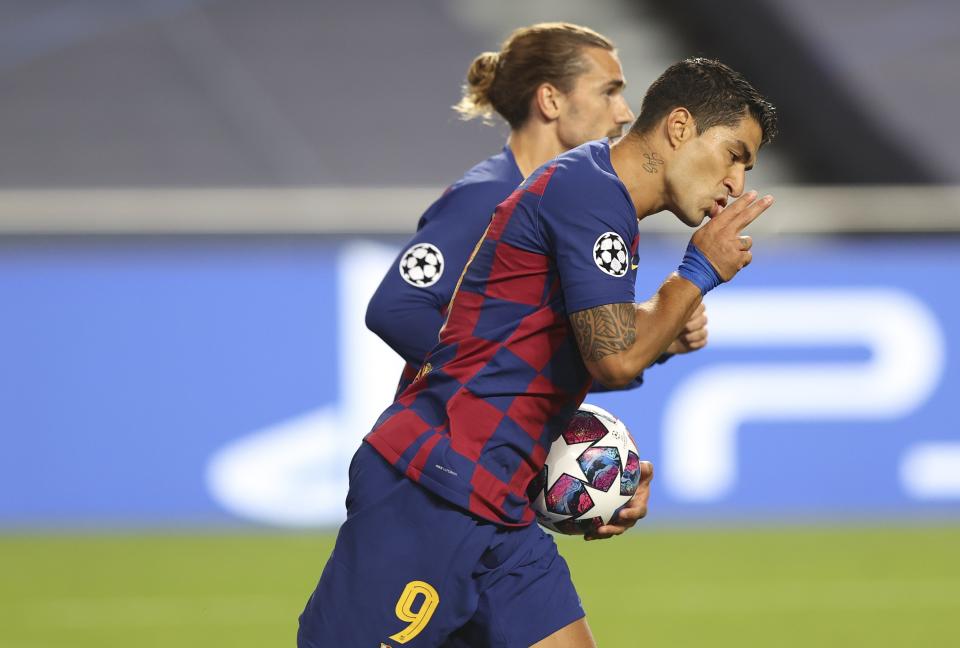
[
  {"x1": 678, "y1": 210, "x2": 706, "y2": 228},
  {"x1": 666, "y1": 201, "x2": 707, "y2": 227}
]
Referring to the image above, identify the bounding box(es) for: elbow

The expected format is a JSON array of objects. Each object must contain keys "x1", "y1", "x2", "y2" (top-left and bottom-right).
[
  {"x1": 593, "y1": 375, "x2": 634, "y2": 390},
  {"x1": 587, "y1": 355, "x2": 641, "y2": 390},
  {"x1": 593, "y1": 372, "x2": 637, "y2": 391},
  {"x1": 586, "y1": 344, "x2": 661, "y2": 390},
  {"x1": 365, "y1": 291, "x2": 433, "y2": 366},
  {"x1": 365, "y1": 293, "x2": 390, "y2": 338}
]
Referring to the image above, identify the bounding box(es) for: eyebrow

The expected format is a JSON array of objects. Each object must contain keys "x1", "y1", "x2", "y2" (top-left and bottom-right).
[{"x1": 603, "y1": 78, "x2": 626, "y2": 91}]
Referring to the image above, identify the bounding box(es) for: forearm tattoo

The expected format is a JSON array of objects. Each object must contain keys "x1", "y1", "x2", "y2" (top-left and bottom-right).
[{"x1": 569, "y1": 303, "x2": 637, "y2": 361}]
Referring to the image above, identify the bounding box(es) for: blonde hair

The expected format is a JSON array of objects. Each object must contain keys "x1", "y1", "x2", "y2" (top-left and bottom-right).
[{"x1": 453, "y1": 22, "x2": 614, "y2": 128}]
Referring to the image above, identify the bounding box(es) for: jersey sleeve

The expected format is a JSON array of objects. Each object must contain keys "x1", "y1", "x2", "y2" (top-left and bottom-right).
[
  {"x1": 366, "y1": 182, "x2": 506, "y2": 365},
  {"x1": 537, "y1": 175, "x2": 638, "y2": 314}
]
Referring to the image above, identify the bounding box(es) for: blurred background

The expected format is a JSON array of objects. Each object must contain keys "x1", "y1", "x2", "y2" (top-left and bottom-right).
[{"x1": 1, "y1": 1, "x2": 958, "y2": 646}]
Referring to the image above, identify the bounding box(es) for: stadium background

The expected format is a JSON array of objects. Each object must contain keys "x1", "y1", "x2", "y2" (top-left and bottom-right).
[{"x1": 2, "y1": 1, "x2": 958, "y2": 646}]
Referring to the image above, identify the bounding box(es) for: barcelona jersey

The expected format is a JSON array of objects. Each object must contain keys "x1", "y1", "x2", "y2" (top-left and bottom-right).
[{"x1": 365, "y1": 140, "x2": 640, "y2": 526}]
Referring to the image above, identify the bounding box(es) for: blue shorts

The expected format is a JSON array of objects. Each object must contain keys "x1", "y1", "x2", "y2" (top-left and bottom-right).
[{"x1": 298, "y1": 442, "x2": 584, "y2": 647}]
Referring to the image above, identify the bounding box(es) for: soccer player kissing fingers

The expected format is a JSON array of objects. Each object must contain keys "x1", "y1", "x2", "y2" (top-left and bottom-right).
[{"x1": 690, "y1": 191, "x2": 774, "y2": 281}]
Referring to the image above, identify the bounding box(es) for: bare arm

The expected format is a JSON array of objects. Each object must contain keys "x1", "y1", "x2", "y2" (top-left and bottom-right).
[
  {"x1": 570, "y1": 275, "x2": 702, "y2": 389},
  {"x1": 571, "y1": 191, "x2": 774, "y2": 387}
]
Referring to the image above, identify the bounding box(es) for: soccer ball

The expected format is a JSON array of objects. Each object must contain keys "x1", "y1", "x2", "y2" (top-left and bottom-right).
[{"x1": 529, "y1": 403, "x2": 642, "y2": 535}]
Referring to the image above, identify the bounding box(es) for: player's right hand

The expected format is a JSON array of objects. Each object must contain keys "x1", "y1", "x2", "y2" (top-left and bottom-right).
[{"x1": 690, "y1": 191, "x2": 774, "y2": 282}]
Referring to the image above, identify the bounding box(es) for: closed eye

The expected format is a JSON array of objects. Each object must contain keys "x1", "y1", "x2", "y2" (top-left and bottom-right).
[{"x1": 603, "y1": 80, "x2": 625, "y2": 97}]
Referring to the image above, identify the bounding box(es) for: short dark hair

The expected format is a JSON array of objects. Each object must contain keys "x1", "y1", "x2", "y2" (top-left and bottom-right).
[{"x1": 630, "y1": 57, "x2": 777, "y2": 145}]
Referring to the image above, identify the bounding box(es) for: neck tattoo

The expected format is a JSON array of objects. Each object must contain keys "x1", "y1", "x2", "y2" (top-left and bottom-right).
[{"x1": 642, "y1": 152, "x2": 664, "y2": 174}]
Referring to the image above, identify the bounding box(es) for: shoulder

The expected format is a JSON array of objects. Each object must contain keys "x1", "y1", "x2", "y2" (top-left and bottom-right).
[
  {"x1": 538, "y1": 141, "x2": 633, "y2": 218},
  {"x1": 419, "y1": 150, "x2": 522, "y2": 228},
  {"x1": 548, "y1": 141, "x2": 620, "y2": 191},
  {"x1": 457, "y1": 147, "x2": 521, "y2": 189}
]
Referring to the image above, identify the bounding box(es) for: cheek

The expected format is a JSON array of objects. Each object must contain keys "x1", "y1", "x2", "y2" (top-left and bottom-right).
[
  {"x1": 600, "y1": 98, "x2": 619, "y2": 123},
  {"x1": 567, "y1": 106, "x2": 606, "y2": 142},
  {"x1": 688, "y1": 151, "x2": 717, "y2": 176},
  {"x1": 678, "y1": 152, "x2": 721, "y2": 193},
  {"x1": 666, "y1": 156, "x2": 709, "y2": 210},
  {"x1": 669, "y1": 155, "x2": 697, "y2": 189},
  {"x1": 579, "y1": 99, "x2": 609, "y2": 126}
]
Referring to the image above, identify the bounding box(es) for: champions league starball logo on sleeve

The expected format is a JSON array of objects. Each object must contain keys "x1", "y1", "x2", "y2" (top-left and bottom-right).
[
  {"x1": 593, "y1": 232, "x2": 628, "y2": 277},
  {"x1": 399, "y1": 243, "x2": 444, "y2": 287}
]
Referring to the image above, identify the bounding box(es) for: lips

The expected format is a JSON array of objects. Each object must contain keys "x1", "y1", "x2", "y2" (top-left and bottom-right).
[{"x1": 708, "y1": 198, "x2": 726, "y2": 218}]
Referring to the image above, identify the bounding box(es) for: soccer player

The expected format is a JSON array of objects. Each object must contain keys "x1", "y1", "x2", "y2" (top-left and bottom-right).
[
  {"x1": 299, "y1": 58, "x2": 777, "y2": 647},
  {"x1": 366, "y1": 23, "x2": 708, "y2": 395}
]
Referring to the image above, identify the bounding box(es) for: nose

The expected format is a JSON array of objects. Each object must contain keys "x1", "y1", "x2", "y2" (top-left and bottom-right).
[{"x1": 725, "y1": 167, "x2": 746, "y2": 198}]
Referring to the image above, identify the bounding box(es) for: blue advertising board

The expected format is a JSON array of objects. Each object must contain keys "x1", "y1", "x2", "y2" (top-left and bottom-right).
[{"x1": 1, "y1": 235, "x2": 957, "y2": 527}]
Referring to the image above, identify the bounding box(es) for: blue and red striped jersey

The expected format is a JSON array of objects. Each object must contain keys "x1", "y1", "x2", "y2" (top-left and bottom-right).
[{"x1": 365, "y1": 140, "x2": 640, "y2": 526}]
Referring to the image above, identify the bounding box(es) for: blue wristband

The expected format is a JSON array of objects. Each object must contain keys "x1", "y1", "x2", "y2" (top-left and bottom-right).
[{"x1": 677, "y1": 242, "x2": 722, "y2": 295}]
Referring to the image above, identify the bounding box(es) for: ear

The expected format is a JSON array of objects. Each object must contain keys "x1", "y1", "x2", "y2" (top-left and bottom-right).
[
  {"x1": 664, "y1": 107, "x2": 696, "y2": 149},
  {"x1": 532, "y1": 82, "x2": 564, "y2": 122}
]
